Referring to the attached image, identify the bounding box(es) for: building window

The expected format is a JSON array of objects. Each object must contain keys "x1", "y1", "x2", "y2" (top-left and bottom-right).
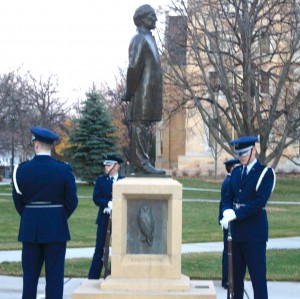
[
  {"x1": 209, "y1": 71, "x2": 220, "y2": 92},
  {"x1": 165, "y1": 16, "x2": 187, "y2": 65},
  {"x1": 209, "y1": 31, "x2": 219, "y2": 53},
  {"x1": 260, "y1": 71, "x2": 270, "y2": 94},
  {"x1": 208, "y1": 118, "x2": 218, "y2": 148},
  {"x1": 261, "y1": 31, "x2": 270, "y2": 54}
]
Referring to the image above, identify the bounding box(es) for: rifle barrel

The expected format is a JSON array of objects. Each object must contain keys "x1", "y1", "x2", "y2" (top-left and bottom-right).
[
  {"x1": 227, "y1": 221, "x2": 234, "y2": 299},
  {"x1": 103, "y1": 214, "x2": 112, "y2": 278}
]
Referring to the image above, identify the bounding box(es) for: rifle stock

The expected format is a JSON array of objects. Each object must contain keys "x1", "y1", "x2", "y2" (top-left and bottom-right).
[
  {"x1": 103, "y1": 213, "x2": 112, "y2": 279},
  {"x1": 227, "y1": 221, "x2": 234, "y2": 299}
]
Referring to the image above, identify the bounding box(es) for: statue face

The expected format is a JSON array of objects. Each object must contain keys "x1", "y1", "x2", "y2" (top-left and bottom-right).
[{"x1": 142, "y1": 10, "x2": 157, "y2": 30}]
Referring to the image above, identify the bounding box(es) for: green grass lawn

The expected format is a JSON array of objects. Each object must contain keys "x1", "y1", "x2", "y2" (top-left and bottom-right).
[
  {"x1": 1, "y1": 249, "x2": 299, "y2": 281},
  {"x1": 0, "y1": 175, "x2": 299, "y2": 280},
  {"x1": 1, "y1": 176, "x2": 300, "y2": 248}
]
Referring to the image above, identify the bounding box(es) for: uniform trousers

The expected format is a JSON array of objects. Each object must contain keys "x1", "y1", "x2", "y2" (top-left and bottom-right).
[
  {"x1": 22, "y1": 242, "x2": 66, "y2": 299},
  {"x1": 221, "y1": 228, "x2": 228, "y2": 288},
  {"x1": 232, "y1": 241, "x2": 267, "y2": 299},
  {"x1": 88, "y1": 219, "x2": 109, "y2": 279}
]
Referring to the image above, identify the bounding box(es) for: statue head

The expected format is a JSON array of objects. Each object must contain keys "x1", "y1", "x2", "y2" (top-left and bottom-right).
[{"x1": 133, "y1": 4, "x2": 157, "y2": 29}]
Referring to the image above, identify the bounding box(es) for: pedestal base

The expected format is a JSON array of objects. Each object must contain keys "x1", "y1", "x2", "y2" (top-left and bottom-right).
[
  {"x1": 72, "y1": 279, "x2": 216, "y2": 299},
  {"x1": 100, "y1": 274, "x2": 191, "y2": 291}
]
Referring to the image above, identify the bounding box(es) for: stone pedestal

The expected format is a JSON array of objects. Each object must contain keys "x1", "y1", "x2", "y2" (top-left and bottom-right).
[{"x1": 72, "y1": 177, "x2": 216, "y2": 299}]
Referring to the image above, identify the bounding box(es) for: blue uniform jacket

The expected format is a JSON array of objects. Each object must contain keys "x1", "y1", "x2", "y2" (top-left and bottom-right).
[
  {"x1": 93, "y1": 174, "x2": 124, "y2": 225},
  {"x1": 219, "y1": 174, "x2": 231, "y2": 222},
  {"x1": 12, "y1": 155, "x2": 78, "y2": 243},
  {"x1": 222, "y1": 160, "x2": 275, "y2": 242}
]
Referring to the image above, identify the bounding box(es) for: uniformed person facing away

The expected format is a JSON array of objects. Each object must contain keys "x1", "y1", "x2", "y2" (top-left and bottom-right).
[
  {"x1": 218, "y1": 158, "x2": 240, "y2": 289},
  {"x1": 220, "y1": 136, "x2": 276, "y2": 299},
  {"x1": 88, "y1": 154, "x2": 124, "y2": 279},
  {"x1": 12, "y1": 126, "x2": 78, "y2": 299}
]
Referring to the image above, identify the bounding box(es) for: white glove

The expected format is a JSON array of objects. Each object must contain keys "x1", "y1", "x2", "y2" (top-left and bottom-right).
[
  {"x1": 223, "y1": 209, "x2": 236, "y2": 219},
  {"x1": 108, "y1": 201, "x2": 112, "y2": 210},
  {"x1": 220, "y1": 209, "x2": 236, "y2": 230},
  {"x1": 220, "y1": 217, "x2": 230, "y2": 230},
  {"x1": 103, "y1": 207, "x2": 112, "y2": 214}
]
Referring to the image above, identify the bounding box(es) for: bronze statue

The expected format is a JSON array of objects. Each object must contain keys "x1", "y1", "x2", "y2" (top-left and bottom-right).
[{"x1": 122, "y1": 4, "x2": 166, "y2": 175}]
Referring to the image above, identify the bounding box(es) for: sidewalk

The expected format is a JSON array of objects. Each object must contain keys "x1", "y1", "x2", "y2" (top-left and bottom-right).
[
  {"x1": 1, "y1": 236, "x2": 300, "y2": 298},
  {"x1": 1, "y1": 236, "x2": 300, "y2": 262},
  {"x1": 1, "y1": 275, "x2": 300, "y2": 299}
]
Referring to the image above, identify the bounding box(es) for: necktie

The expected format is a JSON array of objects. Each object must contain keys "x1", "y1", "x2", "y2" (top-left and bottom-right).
[
  {"x1": 241, "y1": 167, "x2": 247, "y2": 182},
  {"x1": 110, "y1": 176, "x2": 114, "y2": 183}
]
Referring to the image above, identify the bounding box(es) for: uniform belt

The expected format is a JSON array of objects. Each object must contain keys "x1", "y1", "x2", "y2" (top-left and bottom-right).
[
  {"x1": 233, "y1": 203, "x2": 246, "y2": 209},
  {"x1": 233, "y1": 203, "x2": 266, "y2": 210},
  {"x1": 25, "y1": 202, "x2": 63, "y2": 208}
]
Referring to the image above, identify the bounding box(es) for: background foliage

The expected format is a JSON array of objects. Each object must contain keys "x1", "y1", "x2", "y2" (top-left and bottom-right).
[{"x1": 64, "y1": 86, "x2": 120, "y2": 184}]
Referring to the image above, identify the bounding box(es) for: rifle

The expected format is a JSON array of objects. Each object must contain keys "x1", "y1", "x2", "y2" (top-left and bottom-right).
[
  {"x1": 227, "y1": 221, "x2": 234, "y2": 299},
  {"x1": 103, "y1": 213, "x2": 112, "y2": 278}
]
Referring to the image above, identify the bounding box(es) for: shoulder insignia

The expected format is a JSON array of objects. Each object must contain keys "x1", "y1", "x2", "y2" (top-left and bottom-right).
[
  {"x1": 256, "y1": 167, "x2": 276, "y2": 192},
  {"x1": 13, "y1": 165, "x2": 22, "y2": 195},
  {"x1": 54, "y1": 159, "x2": 68, "y2": 164}
]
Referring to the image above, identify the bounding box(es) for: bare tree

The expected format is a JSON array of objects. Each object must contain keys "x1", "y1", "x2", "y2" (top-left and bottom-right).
[
  {"x1": 161, "y1": 0, "x2": 300, "y2": 168},
  {"x1": 0, "y1": 71, "x2": 30, "y2": 169},
  {"x1": 103, "y1": 69, "x2": 130, "y2": 163},
  {"x1": 0, "y1": 70, "x2": 70, "y2": 166}
]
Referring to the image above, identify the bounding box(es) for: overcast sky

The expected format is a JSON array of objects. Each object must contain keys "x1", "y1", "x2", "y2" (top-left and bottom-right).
[{"x1": 0, "y1": 0, "x2": 170, "y2": 101}]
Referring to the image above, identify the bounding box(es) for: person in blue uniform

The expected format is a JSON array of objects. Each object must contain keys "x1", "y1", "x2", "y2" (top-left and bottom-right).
[
  {"x1": 88, "y1": 154, "x2": 124, "y2": 279},
  {"x1": 218, "y1": 158, "x2": 240, "y2": 289},
  {"x1": 12, "y1": 126, "x2": 78, "y2": 299},
  {"x1": 220, "y1": 136, "x2": 276, "y2": 299}
]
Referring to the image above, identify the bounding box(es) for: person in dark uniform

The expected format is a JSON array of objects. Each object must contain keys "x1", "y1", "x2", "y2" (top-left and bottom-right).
[
  {"x1": 88, "y1": 154, "x2": 124, "y2": 279},
  {"x1": 220, "y1": 136, "x2": 276, "y2": 299},
  {"x1": 122, "y1": 4, "x2": 165, "y2": 175},
  {"x1": 12, "y1": 126, "x2": 78, "y2": 299},
  {"x1": 218, "y1": 158, "x2": 240, "y2": 289}
]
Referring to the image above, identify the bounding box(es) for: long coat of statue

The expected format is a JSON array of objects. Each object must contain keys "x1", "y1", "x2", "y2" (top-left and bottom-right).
[{"x1": 125, "y1": 26, "x2": 163, "y2": 122}]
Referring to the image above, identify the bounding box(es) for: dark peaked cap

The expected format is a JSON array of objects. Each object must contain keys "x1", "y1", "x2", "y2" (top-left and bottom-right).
[
  {"x1": 31, "y1": 126, "x2": 59, "y2": 145},
  {"x1": 103, "y1": 154, "x2": 124, "y2": 165},
  {"x1": 231, "y1": 136, "x2": 258, "y2": 156}
]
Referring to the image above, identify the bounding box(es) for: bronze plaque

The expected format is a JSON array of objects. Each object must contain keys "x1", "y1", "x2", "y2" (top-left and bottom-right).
[{"x1": 127, "y1": 199, "x2": 168, "y2": 254}]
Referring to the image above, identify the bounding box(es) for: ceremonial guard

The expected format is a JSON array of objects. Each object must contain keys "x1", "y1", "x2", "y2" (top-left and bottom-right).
[
  {"x1": 88, "y1": 154, "x2": 124, "y2": 279},
  {"x1": 12, "y1": 126, "x2": 78, "y2": 299},
  {"x1": 218, "y1": 158, "x2": 240, "y2": 289},
  {"x1": 220, "y1": 136, "x2": 276, "y2": 299}
]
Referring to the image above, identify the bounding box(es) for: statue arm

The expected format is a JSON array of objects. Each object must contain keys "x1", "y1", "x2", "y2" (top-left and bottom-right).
[{"x1": 123, "y1": 35, "x2": 146, "y2": 101}]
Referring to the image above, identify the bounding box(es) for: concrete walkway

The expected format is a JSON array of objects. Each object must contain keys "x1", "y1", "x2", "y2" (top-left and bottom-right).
[
  {"x1": 0, "y1": 236, "x2": 300, "y2": 299},
  {"x1": 1, "y1": 275, "x2": 300, "y2": 299},
  {"x1": 1, "y1": 236, "x2": 300, "y2": 262}
]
